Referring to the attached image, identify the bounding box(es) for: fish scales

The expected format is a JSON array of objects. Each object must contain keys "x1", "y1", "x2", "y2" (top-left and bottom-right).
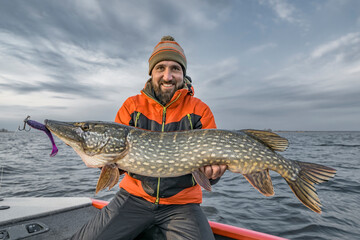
[
  {"x1": 44, "y1": 120, "x2": 336, "y2": 213},
  {"x1": 123, "y1": 129, "x2": 288, "y2": 177}
]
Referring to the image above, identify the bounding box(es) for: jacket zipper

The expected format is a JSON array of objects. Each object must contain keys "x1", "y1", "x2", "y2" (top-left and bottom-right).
[
  {"x1": 186, "y1": 113, "x2": 193, "y2": 130},
  {"x1": 134, "y1": 111, "x2": 166, "y2": 199},
  {"x1": 154, "y1": 93, "x2": 182, "y2": 204},
  {"x1": 161, "y1": 108, "x2": 166, "y2": 132},
  {"x1": 135, "y1": 112, "x2": 141, "y2": 127}
]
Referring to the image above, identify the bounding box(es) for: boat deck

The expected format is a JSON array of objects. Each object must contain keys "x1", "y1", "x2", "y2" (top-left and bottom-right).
[{"x1": 0, "y1": 197, "x2": 97, "y2": 240}]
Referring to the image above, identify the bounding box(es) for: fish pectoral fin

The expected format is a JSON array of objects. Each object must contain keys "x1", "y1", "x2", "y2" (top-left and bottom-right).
[
  {"x1": 95, "y1": 164, "x2": 121, "y2": 194},
  {"x1": 192, "y1": 170, "x2": 212, "y2": 191},
  {"x1": 243, "y1": 129, "x2": 289, "y2": 152},
  {"x1": 243, "y1": 169, "x2": 274, "y2": 196}
]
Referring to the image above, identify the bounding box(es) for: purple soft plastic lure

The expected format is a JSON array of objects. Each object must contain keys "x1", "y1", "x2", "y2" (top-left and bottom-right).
[{"x1": 26, "y1": 119, "x2": 58, "y2": 157}]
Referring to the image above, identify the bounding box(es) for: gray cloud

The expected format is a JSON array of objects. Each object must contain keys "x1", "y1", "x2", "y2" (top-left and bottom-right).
[
  {"x1": 0, "y1": 0, "x2": 228, "y2": 53},
  {"x1": 0, "y1": 80, "x2": 100, "y2": 98},
  {"x1": 0, "y1": 0, "x2": 230, "y2": 98}
]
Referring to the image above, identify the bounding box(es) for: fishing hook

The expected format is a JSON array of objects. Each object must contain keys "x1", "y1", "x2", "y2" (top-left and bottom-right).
[{"x1": 18, "y1": 115, "x2": 31, "y2": 132}]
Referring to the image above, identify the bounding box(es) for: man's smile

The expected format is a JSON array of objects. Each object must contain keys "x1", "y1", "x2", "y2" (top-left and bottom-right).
[{"x1": 161, "y1": 83, "x2": 175, "y2": 91}]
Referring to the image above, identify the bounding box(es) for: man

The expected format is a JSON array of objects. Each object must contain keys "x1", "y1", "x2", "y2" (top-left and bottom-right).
[{"x1": 72, "y1": 36, "x2": 227, "y2": 240}]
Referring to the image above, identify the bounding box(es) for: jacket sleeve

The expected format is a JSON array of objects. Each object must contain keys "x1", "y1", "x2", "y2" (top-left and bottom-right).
[
  {"x1": 193, "y1": 100, "x2": 216, "y2": 130},
  {"x1": 200, "y1": 105, "x2": 217, "y2": 129},
  {"x1": 115, "y1": 97, "x2": 133, "y2": 126}
]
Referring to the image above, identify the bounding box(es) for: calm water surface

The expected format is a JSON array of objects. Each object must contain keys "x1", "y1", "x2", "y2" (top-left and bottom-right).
[{"x1": 0, "y1": 130, "x2": 359, "y2": 239}]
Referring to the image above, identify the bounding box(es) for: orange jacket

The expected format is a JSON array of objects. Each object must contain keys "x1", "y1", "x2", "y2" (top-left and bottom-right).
[{"x1": 115, "y1": 80, "x2": 216, "y2": 204}]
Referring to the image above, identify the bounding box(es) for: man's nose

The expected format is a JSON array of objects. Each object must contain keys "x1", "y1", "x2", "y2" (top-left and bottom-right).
[{"x1": 163, "y1": 68, "x2": 173, "y2": 81}]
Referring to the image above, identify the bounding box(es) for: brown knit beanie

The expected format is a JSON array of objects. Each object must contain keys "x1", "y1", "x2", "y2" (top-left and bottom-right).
[{"x1": 148, "y1": 36, "x2": 187, "y2": 75}]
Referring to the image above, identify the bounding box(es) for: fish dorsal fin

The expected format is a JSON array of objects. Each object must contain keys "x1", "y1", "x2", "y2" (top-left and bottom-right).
[
  {"x1": 243, "y1": 169, "x2": 274, "y2": 196},
  {"x1": 243, "y1": 129, "x2": 289, "y2": 152}
]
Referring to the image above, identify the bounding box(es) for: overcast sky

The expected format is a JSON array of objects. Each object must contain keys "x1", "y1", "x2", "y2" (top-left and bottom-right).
[{"x1": 1, "y1": 0, "x2": 359, "y2": 131}]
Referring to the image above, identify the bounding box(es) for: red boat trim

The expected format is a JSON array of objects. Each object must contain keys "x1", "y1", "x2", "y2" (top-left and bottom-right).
[
  {"x1": 209, "y1": 221, "x2": 287, "y2": 240},
  {"x1": 92, "y1": 198, "x2": 109, "y2": 210},
  {"x1": 91, "y1": 199, "x2": 287, "y2": 240}
]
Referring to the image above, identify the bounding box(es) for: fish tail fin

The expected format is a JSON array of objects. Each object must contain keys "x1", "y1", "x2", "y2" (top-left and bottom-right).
[
  {"x1": 95, "y1": 164, "x2": 122, "y2": 194},
  {"x1": 285, "y1": 161, "x2": 336, "y2": 213}
]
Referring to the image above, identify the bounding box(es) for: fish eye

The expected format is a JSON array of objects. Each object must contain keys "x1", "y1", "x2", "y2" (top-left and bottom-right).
[{"x1": 82, "y1": 123, "x2": 90, "y2": 131}]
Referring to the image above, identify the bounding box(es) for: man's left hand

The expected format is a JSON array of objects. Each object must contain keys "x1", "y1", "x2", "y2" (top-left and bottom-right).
[{"x1": 199, "y1": 165, "x2": 227, "y2": 179}]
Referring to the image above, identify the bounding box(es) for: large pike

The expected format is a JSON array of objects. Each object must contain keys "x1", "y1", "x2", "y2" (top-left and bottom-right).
[{"x1": 44, "y1": 120, "x2": 336, "y2": 213}]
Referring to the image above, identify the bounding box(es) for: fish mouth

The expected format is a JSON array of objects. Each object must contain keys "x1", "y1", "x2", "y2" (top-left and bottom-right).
[{"x1": 44, "y1": 119, "x2": 82, "y2": 145}]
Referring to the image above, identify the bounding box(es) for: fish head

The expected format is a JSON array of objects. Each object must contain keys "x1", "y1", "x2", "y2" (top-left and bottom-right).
[{"x1": 45, "y1": 120, "x2": 128, "y2": 167}]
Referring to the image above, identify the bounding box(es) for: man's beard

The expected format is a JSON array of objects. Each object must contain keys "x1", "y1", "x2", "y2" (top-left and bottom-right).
[{"x1": 152, "y1": 79, "x2": 184, "y2": 105}]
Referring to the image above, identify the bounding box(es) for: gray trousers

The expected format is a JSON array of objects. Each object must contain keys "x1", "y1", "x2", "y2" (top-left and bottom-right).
[{"x1": 71, "y1": 189, "x2": 215, "y2": 240}]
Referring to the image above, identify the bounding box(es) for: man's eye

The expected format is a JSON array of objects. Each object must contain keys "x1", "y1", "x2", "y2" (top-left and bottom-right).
[{"x1": 156, "y1": 66, "x2": 164, "y2": 71}]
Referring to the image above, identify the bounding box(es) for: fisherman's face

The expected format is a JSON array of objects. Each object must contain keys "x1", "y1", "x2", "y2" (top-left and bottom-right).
[{"x1": 151, "y1": 61, "x2": 184, "y2": 105}]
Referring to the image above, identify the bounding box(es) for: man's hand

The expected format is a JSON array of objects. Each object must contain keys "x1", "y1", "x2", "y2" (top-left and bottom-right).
[{"x1": 199, "y1": 165, "x2": 227, "y2": 179}]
